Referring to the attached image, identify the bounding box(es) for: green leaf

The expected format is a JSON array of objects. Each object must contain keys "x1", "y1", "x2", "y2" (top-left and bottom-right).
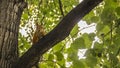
[
  {"x1": 105, "y1": 0, "x2": 117, "y2": 8},
  {"x1": 93, "y1": 42, "x2": 103, "y2": 49},
  {"x1": 48, "y1": 54, "x2": 54, "y2": 61},
  {"x1": 109, "y1": 53, "x2": 118, "y2": 65},
  {"x1": 115, "y1": 7, "x2": 120, "y2": 16},
  {"x1": 53, "y1": 42, "x2": 63, "y2": 52},
  {"x1": 39, "y1": 62, "x2": 47, "y2": 68},
  {"x1": 72, "y1": 60, "x2": 86, "y2": 68},
  {"x1": 101, "y1": 25, "x2": 110, "y2": 35},
  {"x1": 22, "y1": 13, "x2": 28, "y2": 20},
  {"x1": 113, "y1": 35, "x2": 120, "y2": 45},
  {"x1": 71, "y1": 37, "x2": 85, "y2": 49},
  {"x1": 100, "y1": 7, "x2": 116, "y2": 24},
  {"x1": 89, "y1": 33, "x2": 95, "y2": 41},
  {"x1": 91, "y1": 16, "x2": 100, "y2": 23},
  {"x1": 55, "y1": 52, "x2": 64, "y2": 61},
  {"x1": 70, "y1": 25, "x2": 79, "y2": 37},
  {"x1": 43, "y1": 53, "x2": 49, "y2": 60},
  {"x1": 85, "y1": 56, "x2": 97, "y2": 67},
  {"x1": 67, "y1": 47, "x2": 78, "y2": 61},
  {"x1": 57, "y1": 59, "x2": 66, "y2": 67},
  {"x1": 96, "y1": 23, "x2": 104, "y2": 32},
  {"x1": 116, "y1": 63, "x2": 120, "y2": 67},
  {"x1": 82, "y1": 33, "x2": 93, "y2": 48},
  {"x1": 47, "y1": 61, "x2": 54, "y2": 67},
  {"x1": 96, "y1": 24, "x2": 110, "y2": 38},
  {"x1": 115, "y1": 27, "x2": 120, "y2": 34},
  {"x1": 83, "y1": 11, "x2": 95, "y2": 24},
  {"x1": 85, "y1": 49, "x2": 96, "y2": 57}
]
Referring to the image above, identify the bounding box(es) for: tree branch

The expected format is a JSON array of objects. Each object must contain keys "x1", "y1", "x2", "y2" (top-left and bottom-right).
[{"x1": 14, "y1": 0, "x2": 103, "y2": 68}]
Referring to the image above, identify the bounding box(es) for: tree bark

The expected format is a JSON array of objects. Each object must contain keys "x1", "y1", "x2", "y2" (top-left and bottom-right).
[
  {"x1": 14, "y1": 0, "x2": 103, "y2": 68},
  {"x1": 0, "y1": 0, "x2": 26, "y2": 68}
]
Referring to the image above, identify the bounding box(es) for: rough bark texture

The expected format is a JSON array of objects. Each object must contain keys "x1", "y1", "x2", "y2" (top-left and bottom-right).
[
  {"x1": 0, "y1": 0, "x2": 26, "y2": 68},
  {"x1": 13, "y1": 0, "x2": 103, "y2": 68}
]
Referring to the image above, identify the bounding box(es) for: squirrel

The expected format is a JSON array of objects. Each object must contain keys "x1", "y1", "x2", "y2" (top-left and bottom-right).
[
  {"x1": 32, "y1": 23, "x2": 46, "y2": 44},
  {"x1": 32, "y1": 23, "x2": 46, "y2": 68}
]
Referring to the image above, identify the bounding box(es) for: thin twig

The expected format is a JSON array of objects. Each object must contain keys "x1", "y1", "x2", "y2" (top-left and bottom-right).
[
  {"x1": 58, "y1": 0, "x2": 64, "y2": 17},
  {"x1": 38, "y1": 0, "x2": 42, "y2": 8},
  {"x1": 104, "y1": 26, "x2": 116, "y2": 37},
  {"x1": 80, "y1": 24, "x2": 96, "y2": 31}
]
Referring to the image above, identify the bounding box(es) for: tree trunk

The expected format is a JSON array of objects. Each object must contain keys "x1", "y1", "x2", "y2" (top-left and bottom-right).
[{"x1": 0, "y1": 0, "x2": 26, "y2": 68}]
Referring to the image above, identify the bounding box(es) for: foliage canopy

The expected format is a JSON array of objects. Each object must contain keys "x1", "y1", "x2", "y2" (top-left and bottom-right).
[{"x1": 19, "y1": 0, "x2": 120, "y2": 68}]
